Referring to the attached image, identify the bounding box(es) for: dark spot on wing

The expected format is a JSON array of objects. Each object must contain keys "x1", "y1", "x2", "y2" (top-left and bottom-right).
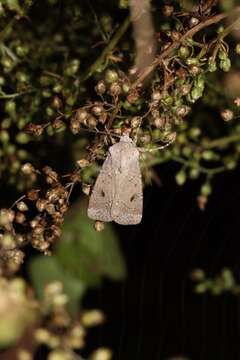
[
  {"x1": 130, "y1": 194, "x2": 136, "y2": 202},
  {"x1": 101, "y1": 190, "x2": 105, "y2": 197}
]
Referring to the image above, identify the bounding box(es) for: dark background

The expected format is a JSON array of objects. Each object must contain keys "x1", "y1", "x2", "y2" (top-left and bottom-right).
[{"x1": 84, "y1": 163, "x2": 240, "y2": 360}]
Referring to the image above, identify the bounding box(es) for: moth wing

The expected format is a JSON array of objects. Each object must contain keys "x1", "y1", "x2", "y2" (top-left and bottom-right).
[
  {"x1": 88, "y1": 152, "x2": 114, "y2": 222},
  {"x1": 111, "y1": 145, "x2": 143, "y2": 225}
]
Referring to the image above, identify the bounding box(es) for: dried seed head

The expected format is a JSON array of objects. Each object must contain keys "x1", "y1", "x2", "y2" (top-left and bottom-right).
[
  {"x1": 109, "y1": 82, "x2": 121, "y2": 97},
  {"x1": 171, "y1": 30, "x2": 181, "y2": 41},
  {"x1": 189, "y1": 65, "x2": 201, "y2": 75},
  {"x1": 221, "y1": 109, "x2": 234, "y2": 122},
  {"x1": 12, "y1": 250, "x2": 25, "y2": 265},
  {"x1": 36, "y1": 198, "x2": 47, "y2": 212},
  {"x1": 77, "y1": 158, "x2": 90, "y2": 168},
  {"x1": 82, "y1": 183, "x2": 91, "y2": 195},
  {"x1": 27, "y1": 189, "x2": 39, "y2": 201},
  {"x1": 81, "y1": 309, "x2": 105, "y2": 327},
  {"x1": 92, "y1": 104, "x2": 103, "y2": 116},
  {"x1": 130, "y1": 116, "x2": 142, "y2": 128},
  {"x1": 45, "y1": 203, "x2": 56, "y2": 215},
  {"x1": 154, "y1": 117, "x2": 166, "y2": 128},
  {"x1": 15, "y1": 212, "x2": 26, "y2": 224},
  {"x1": 21, "y1": 163, "x2": 35, "y2": 175},
  {"x1": 98, "y1": 112, "x2": 108, "y2": 124},
  {"x1": 52, "y1": 96, "x2": 62, "y2": 109},
  {"x1": 163, "y1": 4, "x2": 174, "y2": 16},
  {"x1": 52, "y1": 118, "x2": 64, "y2": 130},
  {"x1": 94, "y1": 220, "x2": 105, "y2": 232},
  {"x1": 25, "y1": 124, "x2": 44, "y2": 136},
  {"x1": 87, "y1": 116, "x2": 97, "y2": 128},
  {"x1": 76, "y1": 108, "x2": 89, "y2": 123},
  {"x1": 151, "y1": 90, "x2": 162, "y2": 103},
  {"x1": 16, "y1": 201, "x2": 28, "y2": 212},
  {"x1": 95, "y1": 80, "x2": 106, "y2": 95},
  {"x1": 30, "y1": 218, "x2": 40, "y2": 228},
  {"x1": 176, "y1": 105, "x2": 190, "y2": 117},
  {"x1": 189, "y1": 17, "x2": 199, "y2": 27},
  {"x1": 70, "y1": 118, "x2": 81, "y2": 134}
]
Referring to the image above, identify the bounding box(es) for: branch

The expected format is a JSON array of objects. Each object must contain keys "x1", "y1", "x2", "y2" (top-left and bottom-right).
[{"x1": 131, "y1": 10, "x2": 240, "y2": 88}]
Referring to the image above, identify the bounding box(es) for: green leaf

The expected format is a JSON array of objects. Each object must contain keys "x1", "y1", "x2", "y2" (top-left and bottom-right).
[
  {"x1": 56, "y1": 201, "x2": 126, "y2": 287},
  {"x1": 29, "y1": 256, "x2": 86, "y2": 315}
]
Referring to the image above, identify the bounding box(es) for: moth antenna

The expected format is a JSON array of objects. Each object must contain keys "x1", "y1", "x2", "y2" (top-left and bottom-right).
[{"x1": 139, "y1": 132, "x2": 176, "y2": 153}]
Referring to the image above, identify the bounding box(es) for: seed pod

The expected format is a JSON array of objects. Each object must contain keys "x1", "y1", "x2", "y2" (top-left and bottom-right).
[
  {"x1": 92, "y1": 104, "x2": 103, "y2": 116},
  {"x1": 17, "y1": 201, "x2": 28, "y2": 212},
  {"x1": 130, "y1": 116, "x2": 142, "y2": 128},
  {"x1": 52, "y1": 96, "x2": 62, "y2": 109},
  {"x1": 221, "y1": 109, "x2": 233, "y2": 122},
  {"x1": 27, "y1": 189, "x2": 39, "y2": 201},
  {"x1": 76, "y1": 108, "x2": 89, "y2": 124},
  {"x1": 105, "y1": 69, "x2": 118, "y2": 83},
  {"x1": 15, "y1": 212, "x2": 26, "y2": 224},
  {"x1": 77, "y1": 159, "x2": 90, "y2": 168},
  {"x1": 82, "y1": 183, "x2": 91, "y2": 195},
  {"x1": 95, "y1": 80, "x2": 106, "y2": 94},
  {"x1": 87, "y1": 116, "x2": 97, "y2": 128},
  {"x1": 109, "y1": 82, "x2": 121, "y2": 96},
  {"x1": 70, "y1": 118, "x2": 81, "y2": 134},
  {"x1": 189, "y1": 17, "x2": 199, "y2": 27},
  {"x1": 36, "y1": 198, "x2": 47, "y2": 212},
  {"x1": 94, "y1": 220, "x2": 105, "y2": 232},
  {"x1": 52, "y1": 118, "x2": 64, "y2": 130},
  {"x1": 21, "y1": 163, "x2": 35, "y2": 175}
]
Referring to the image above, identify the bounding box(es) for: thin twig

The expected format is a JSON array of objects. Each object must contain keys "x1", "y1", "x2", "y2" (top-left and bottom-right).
[{"x1": 132, "y1": 11, "x2": 233, "y2": 88}]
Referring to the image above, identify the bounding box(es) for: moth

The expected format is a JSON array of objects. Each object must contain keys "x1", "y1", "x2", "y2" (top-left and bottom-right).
[{"x1": 88, "y1": 134, "x2": 143, "y2": 225}]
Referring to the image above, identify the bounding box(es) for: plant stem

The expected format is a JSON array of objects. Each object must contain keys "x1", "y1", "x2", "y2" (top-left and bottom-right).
[
  {"x1": 132, "y1": 9, "x2": 240, "y2": 87},
  {"x1": 205, "y1": 133, "x2": 240, "y2": 149},
  {"x1": 81, "y1": 16, "x2": 130, "y2": 82}
]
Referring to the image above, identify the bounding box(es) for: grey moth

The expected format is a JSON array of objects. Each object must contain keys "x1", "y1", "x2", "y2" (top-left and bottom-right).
[{"x1": 87, "y1": 134, "x2": 143, "y2": 225}]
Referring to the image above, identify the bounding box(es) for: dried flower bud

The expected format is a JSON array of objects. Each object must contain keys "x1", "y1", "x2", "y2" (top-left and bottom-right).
[
  {"x1": 197, "y1": 195, "x2": 208, "y2": 211},
  {"x1": 77, "y1": 158, "x2": 90, "y2": 168},
  {"x1": 221, "y1": 109, "x2": 234, "y2": 122},
  {"x1": 189, "y1": 17, "x2": 199, "y2": 27},
  {"x1": 153, "y1": 117, "x2": 165, "y2": 128},
  {"x1": 127, "y1": 90, "x2": 139, "y2": 104},
  {"x1": 94, "y1": 220, "x2": 105, "y2": 232},
  {"x1": 15, "y1": 212, "x2": 26, "y2": 224},
  {"x1": 98, "y1": 112, "x2": 108, "y2": 124},
  {"x1": 52, "y1": 118, "x2": 64, "y2": 130},
  {"x1": 95, "y1": 80, "x2": 106, "y2": 94},
  {"x1": 109, "y1": 82, "x2": 121, "y2": 97},
  {"x1": 81, "y1": 309, "x2": 105, "y2": 327},
  {"x1": 90, "y1": 348, "x2": 113, "y2": 360},
  {"x1": 130, "y1": 116, "x2": 142, "y2": 128},
  {"x1": 27, "y1": 190, "x2": 39, "y2": 201},
  {"x1": 191, "y1": 269, "x2": 205, "y2": 281},
  {"x1": 189, "y1": 65, "x2": 201, "y2": 75},
  {"x1": 163, "y1": 4, "x2": 174, "y2": 16},
  {"x1": 21, "y1": 163, "x2": 35, "y2": 175},
  {"x1": 25, "y1": 124, "x2": 44, "y2": 136},
  {"x1": 176, "y1": 105, "x2": 191, "y2": 117},
  {"x1": 52, "y1": 96, "x2": 62, "y2": 109},
  {"x1": 70, "y1": 118, "x2": 81, "y2": 134},
  {"x1": 17, "y1": 201, "x2": 28, "y2": 212},
  {"x1": 12, "y1": 249, "x2": 25, "y2": 265},
  {"x1": 87, "y1": 116, "x2": 97, "y2": 128},
  {"x1": 171, "y1": 30, "x2": 181, "y2": 41},
  {"x1": 36, "y1": 198, "x2": 47, "y2": 212},
  {"x1": 151, "y1": 90, "x2": 162, "y2": 103},
  {"x1": 76, "y1": 108, "x2": 89, "y2": 123},
  {"x1": 45, "y1": 203, "x2": 55, "y2": 215},
  {"x1": 92, "y1": 105, "x2": 103, "y2": 116},
  {"x1": 82, "y1": 183, "x2": 91, "y2": 195}
]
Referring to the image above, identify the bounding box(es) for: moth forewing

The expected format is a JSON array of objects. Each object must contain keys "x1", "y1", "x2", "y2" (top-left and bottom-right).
[
  {"x1": 87, "y1": 151, "x2": 114, "y2": 222},
  {"x1": 109, "y1": 139, "x2": 143, "y2": 225}
]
